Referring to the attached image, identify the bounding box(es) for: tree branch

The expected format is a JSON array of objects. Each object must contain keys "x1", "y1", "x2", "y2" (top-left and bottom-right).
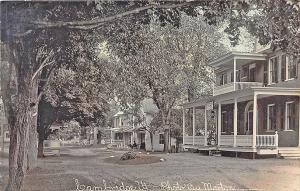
[
  {"x1": 31, "y1": 2, "x2": 192, "y2": 30},
  {"x1": 31, "y1": 49, "x2": 55, "y2": 83}
]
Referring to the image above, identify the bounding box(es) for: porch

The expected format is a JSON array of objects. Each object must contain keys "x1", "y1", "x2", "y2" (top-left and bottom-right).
[{"x1": 182, "y1": 87, "x2": 300, "y2": 156}]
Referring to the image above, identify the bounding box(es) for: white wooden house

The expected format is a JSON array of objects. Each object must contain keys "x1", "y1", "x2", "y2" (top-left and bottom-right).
[
  {"x1": 110, "y1": 99, "x2": 176, "y2": 152},
  {"x1": 182, "y1": 48, "x2": 300, "y2": 159},
  {"x1": 0, "y1": 98, "x2": 9, "y2": 144}
]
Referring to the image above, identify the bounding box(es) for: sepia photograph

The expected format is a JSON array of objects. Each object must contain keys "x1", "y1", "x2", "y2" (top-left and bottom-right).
[{"x1": 0, "y1": 0, "x2": 300, "y2": 191}]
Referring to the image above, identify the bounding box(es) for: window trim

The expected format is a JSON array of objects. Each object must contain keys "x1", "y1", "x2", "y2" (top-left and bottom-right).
[
  {"x1": 267, "y1": 104, "x2": 275, "y2": 131},
  {"x1": 285, "y1": 101, "x2": 295, "y2": 131}
]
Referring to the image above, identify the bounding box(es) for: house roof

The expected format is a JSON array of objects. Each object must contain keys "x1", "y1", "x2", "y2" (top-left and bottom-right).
[
  {"x1": 113, "y1": 111, "x2": 124, "y2": 117},
  {"x1": 141, "y1": 98, "x2": 158, "y2": 114}
]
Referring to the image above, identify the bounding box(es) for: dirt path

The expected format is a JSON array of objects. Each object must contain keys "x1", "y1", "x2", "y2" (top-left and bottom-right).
[{"x1": 1, "y1": 147, "x2": 300, "y2": 191}]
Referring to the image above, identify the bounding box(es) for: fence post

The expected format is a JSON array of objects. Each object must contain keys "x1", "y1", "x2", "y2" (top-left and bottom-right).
[{"x1": 275, "y1": 131, "x2": 278, "y2": 147}]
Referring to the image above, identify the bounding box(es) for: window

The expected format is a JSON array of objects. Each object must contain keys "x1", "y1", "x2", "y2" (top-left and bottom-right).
[
  {"x1": 269, "y1": 57, "x2": 278, "y2": 83},
  {"x1": 267, "y1": 104, "x2": 276, "y2": 130},
  {"x1": 281, "y1": 55, "x2": 286, "y2": 81},
  {"x1": 263, "y1": 63, "x2": 268, "y2": 85},
  {"x1": 5, "y1": 131, "x2": 9, "y2": 139},
  {"x1": 249, "y1": 67, "x2": 256, "y2": 82},
  {"x1": 286, "y1": 102, "x2": 296, "y2": 130},
  {"x1": 159, "y1": 134, "x2": 165, "y2": 144},
  {"x1": 221, "y1": 111, "x2": 227, "y2": 133},
  {"x1": 219, "y1": 73, "x2": 227, "y2": 85},
  {"x1": 242, "y1": 66, "x2": 249, "y2": 81},
  {"x1": 230, "y1": 70, "x2": 240, "y2": 83},
  {"x1": 115, "y1": 133, "x2": 123, "y2": 140},
  {"x1": 236, "y1": 70, "x2": 241, "y2": 82},
  {"x1": 287, "y1": 55, "x2": 298, "y2": 80}
]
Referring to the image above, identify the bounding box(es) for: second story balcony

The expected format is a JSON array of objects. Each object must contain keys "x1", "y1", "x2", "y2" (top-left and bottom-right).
[{"x1": 210, "y1": 51, "x2": 267, "y2": 96}]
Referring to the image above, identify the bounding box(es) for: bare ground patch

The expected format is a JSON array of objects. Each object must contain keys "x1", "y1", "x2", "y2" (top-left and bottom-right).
[{"x1": 103, "y1": 154, "x2": 164, "y2": 165}]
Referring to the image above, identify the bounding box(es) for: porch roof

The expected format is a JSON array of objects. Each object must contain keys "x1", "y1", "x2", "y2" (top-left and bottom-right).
[
  {"x1": 181, "y1": 87, "x2": 300, "y2": 108},
  {"x1": 252, "y1": 87, "x2": 300, "y2": 96},
  {"x1": 110, "y1": 127, "x2": 133, "y2": 132},
  {"x1": 181, "y1": 97, "x2": 213, "y2": 109},
  {"x1": 209, "y1": 51, "x2": 267, "y2": 69}
]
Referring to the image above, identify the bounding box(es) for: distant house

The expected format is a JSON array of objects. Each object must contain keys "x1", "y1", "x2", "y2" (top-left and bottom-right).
[
  {"x1": 110, "y1": 99, "x2": 176, "y2": 152},
  {"x1": 0, "y1": 98, "x2": 9, "y2": 144},
  {"x1": 182, "y1": 47, "x2": 300, "y2": 159}
]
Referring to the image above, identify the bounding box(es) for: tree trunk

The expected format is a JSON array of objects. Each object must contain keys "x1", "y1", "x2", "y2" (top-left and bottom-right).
[
  {"x1": 163, "y1": 129, "x2": 169, "y2": 153},
  {"x1": 27, "y1": 79, "x2": 38, "y2": 169},
  {"x1": 5, "y1": 86, "x2": 32, "y2": 191},
  {"x1": 150, "y1": 133, "x2": 154, "y2": 152},
  {"x1": 37, "y1": 138, "x2": 44, "y2": 158},
  {"x1": 3, "y1": 41, "x2": 39, "y2": 190}
]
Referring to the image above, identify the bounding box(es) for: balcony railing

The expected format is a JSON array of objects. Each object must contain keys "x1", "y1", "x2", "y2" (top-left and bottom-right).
[{"x1": 213, "y1": 82, "x2": 263, "y2": 96}]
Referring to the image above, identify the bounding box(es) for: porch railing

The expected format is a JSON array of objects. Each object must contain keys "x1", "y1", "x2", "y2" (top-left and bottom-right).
[
  {"x1": 184, "y1": 136, "x2": 205, "y2": 145},
  {"x1": 111, "y1": 140, "x2": 127, "y2": 148},
  {"x1": 219, "y1": 135, "x2": 234, "y2": 146},
  {"x1": 236, "y1": 135, "x2": 252, "y2": 147},
  {"x1": 256, "y1": 132, "x2": 278, "y2": 147}
]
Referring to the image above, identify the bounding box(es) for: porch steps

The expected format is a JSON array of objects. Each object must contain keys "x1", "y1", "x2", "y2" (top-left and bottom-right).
[{"x1": 278, "y1": 148, "x2": 300, "y2": 159}]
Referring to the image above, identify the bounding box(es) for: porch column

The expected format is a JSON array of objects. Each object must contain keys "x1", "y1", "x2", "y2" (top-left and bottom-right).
[
  {"x1": 217, "y1": 102, "x2": 221, "y2": 146},
  {"x1": 233, "y1": 98, "x2": 238, "y2": 147},
  {"x1": 204, "y1": 105, "x2": 208, "y2": 146},
  {"x1": 252, "y1": 93, "x2": 258, "y2": 148},
  {"x1": 132, "y1": 116, "x2": 135, "y2": 144},
  {"x1": 298, "y1": 96, "x2": 300, "y2": 147},
  {"x1": 192, "y1": 107, "x2": 195, "y2": 145},
  {"x1": 110, "y1": 130, "x2": 113, "y2": 144},
  {"x1": 123, "y1": 132, "x2": 125, "y2": 146},
  {"x1": 233, "y1": 57, "x2": 237, "y2": 90},
  {"x1": 182, "y1": 108, "x2": 185, "y2": 145}
]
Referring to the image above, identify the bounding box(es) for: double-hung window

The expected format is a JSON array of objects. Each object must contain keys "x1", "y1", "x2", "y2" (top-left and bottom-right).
[
  {"x1": 219, "y1": 73, "x2": 227, "y2": 85},
  {"x1": 285, "y1": 101, "x2": 296, "y2": 130},
  {"x1": 287, "y1": 55, "x2": 297, "y2": 80},
  {"x1": 159, "y1": 134, "x2": 165, "y2": 144},
  {"x1": 267, "y1": 104, "x2": 276, "y2": 131},
  {"x1": 269, "y1": 57, "x2": 278, "y2": 84}
]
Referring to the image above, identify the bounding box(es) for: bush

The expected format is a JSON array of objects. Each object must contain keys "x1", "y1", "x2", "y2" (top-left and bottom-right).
[{"x1": 120, "y1": 151, "x2": 137, "y2": 160}]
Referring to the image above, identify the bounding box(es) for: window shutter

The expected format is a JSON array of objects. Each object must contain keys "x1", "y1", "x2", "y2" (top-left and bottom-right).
[
  {"x1": 274, "y1": 57, "x2": 278, "y2": 83},
  {"x1": 294, "y1": 57, "x2": 299, "y2": 79},
  {"x1": 281, "y1": 55, "x2": 286, "y2": 81}
]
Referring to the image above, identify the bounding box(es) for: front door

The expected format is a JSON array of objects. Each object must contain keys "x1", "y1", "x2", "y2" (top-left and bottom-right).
[
  {"x1": 247, "y1": 111, "x2": 253, "y2": 134},
  {"x1": 249, "y1": 67, "x2": 256, "y2": 82},
  {"x1": 140, "y1": 133, "x2": 145, "y2": 149}
]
